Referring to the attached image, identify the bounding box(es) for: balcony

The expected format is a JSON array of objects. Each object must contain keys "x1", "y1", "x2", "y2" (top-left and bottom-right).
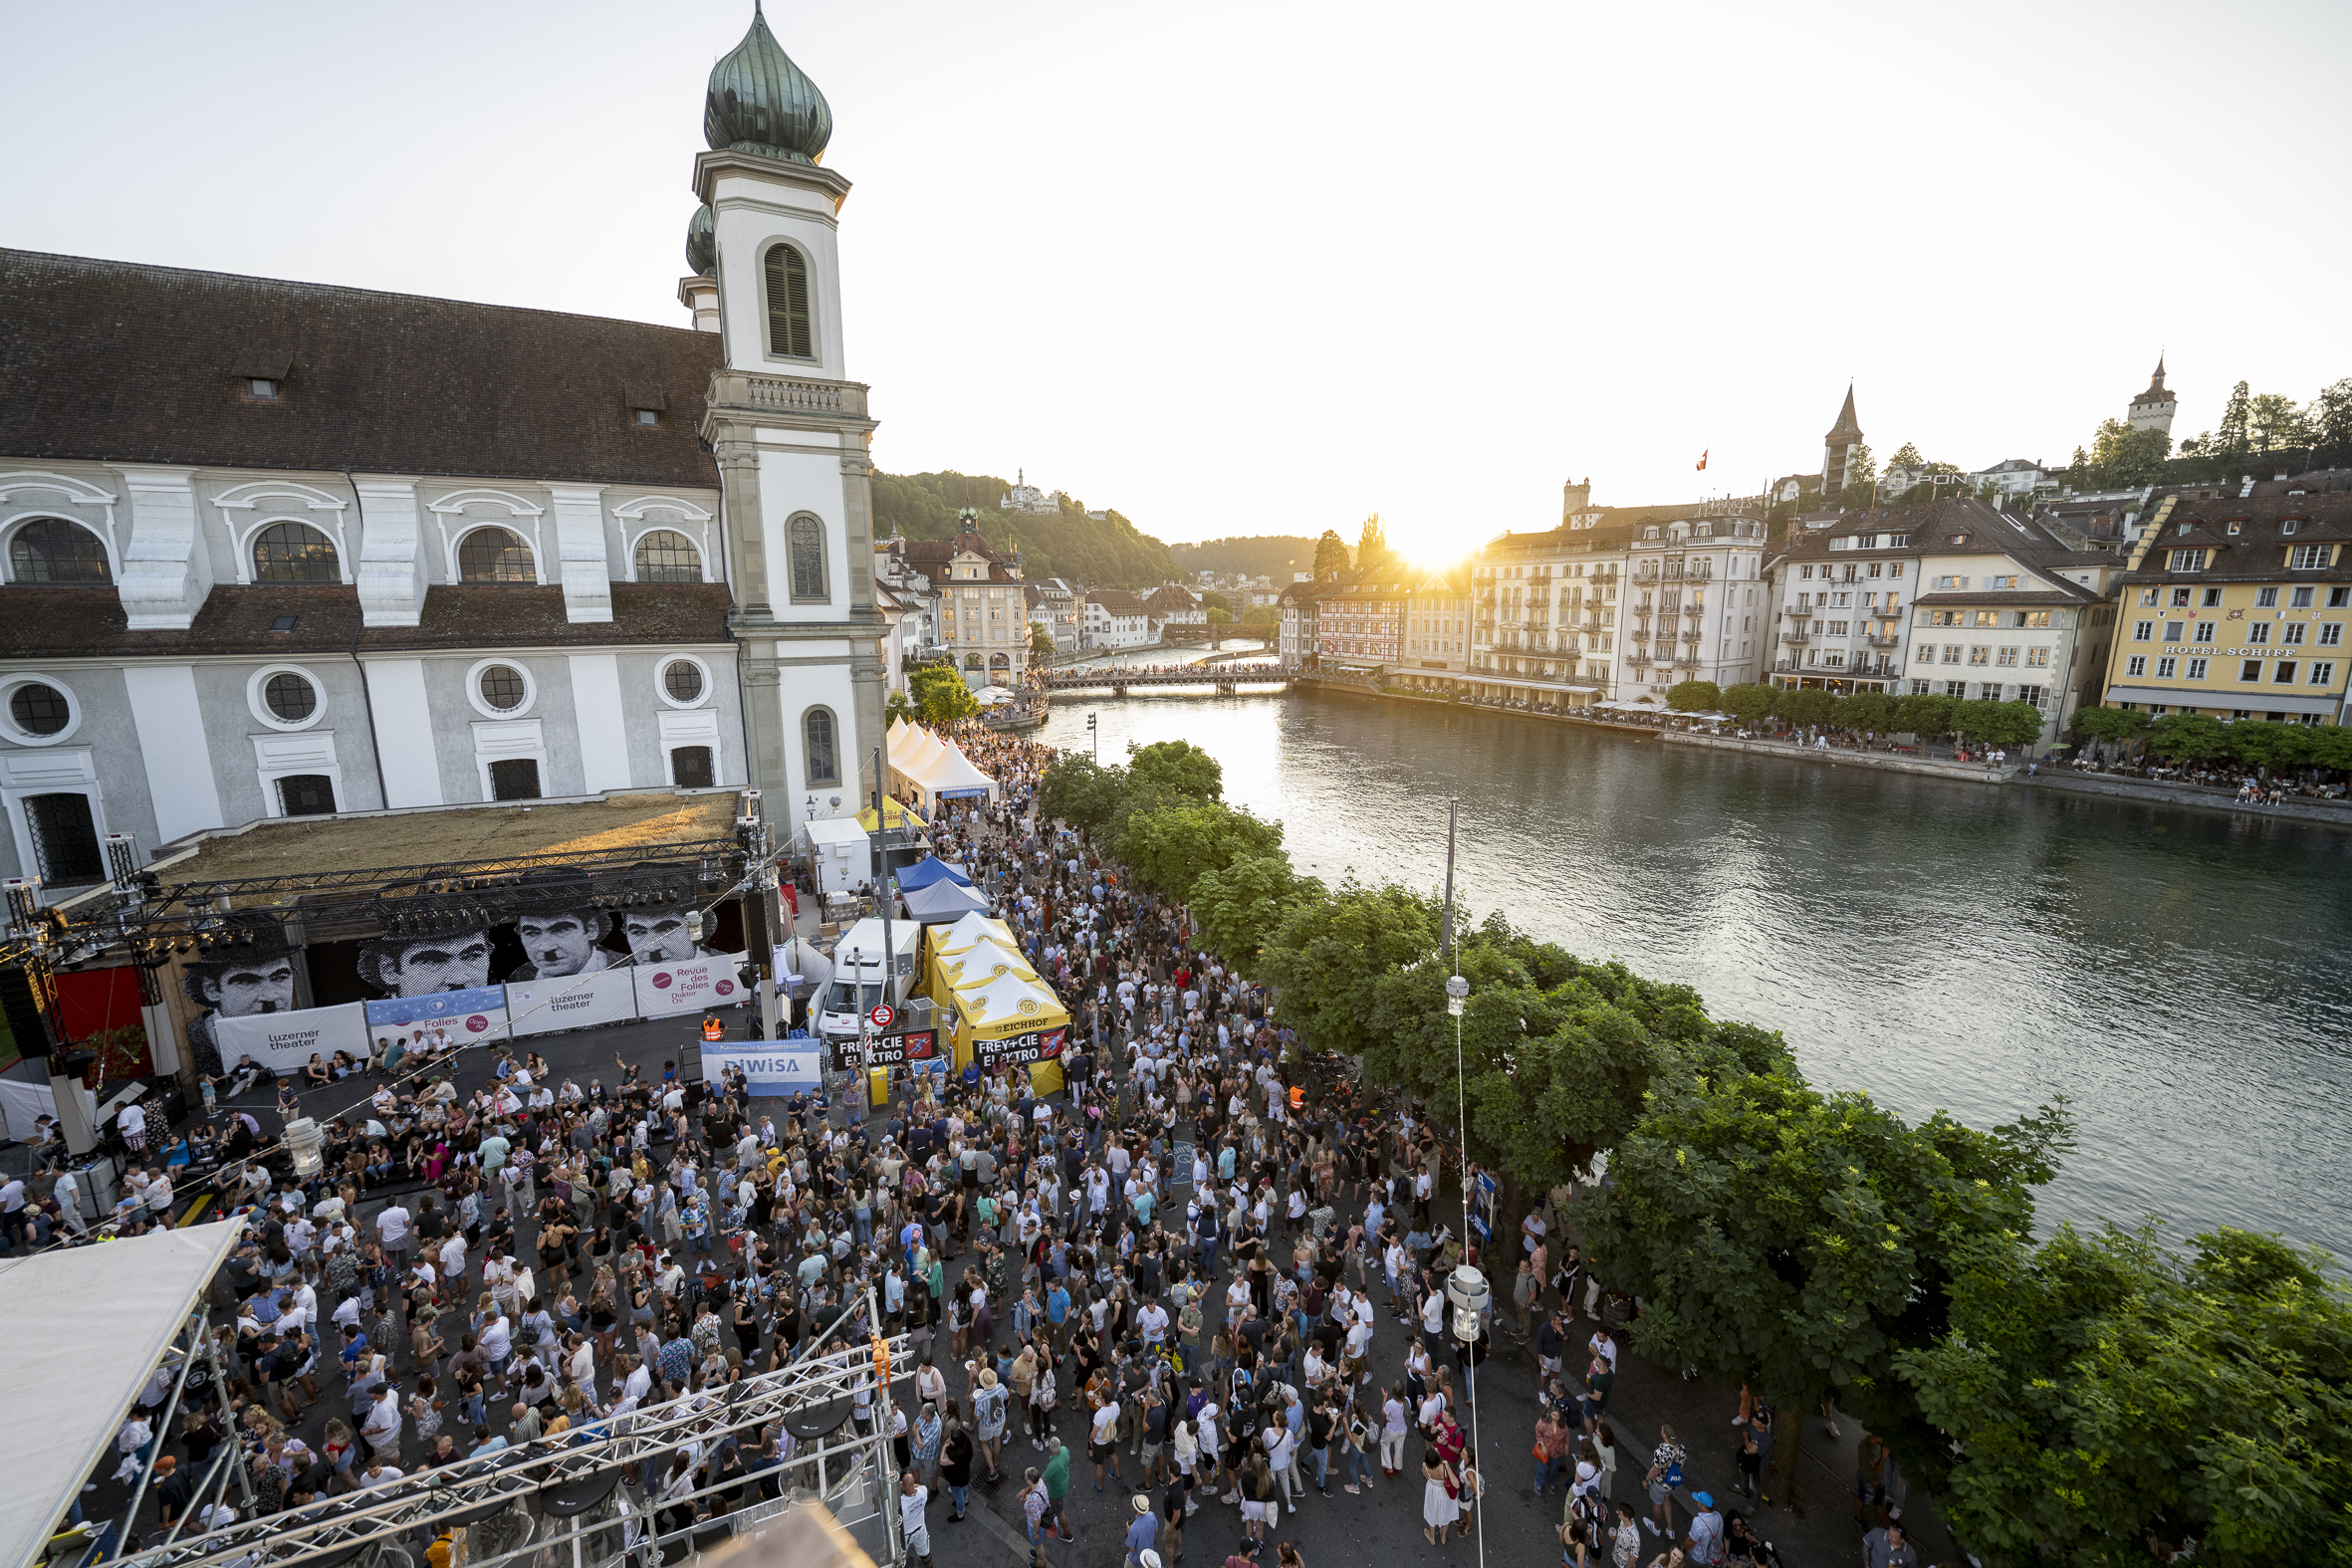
[
  {"x1": 1872, "y1": 604, "x2": 1904, "y2": 620},
  {"x1": 1685, "y1": 561, "x2": 1713, "y2": 581},
  {"x1": 1681, "y1": 629, "x2": 1703, "y2": 644},
  {"x1": 1674, "y1": 653, "x2": 1701, "y2": 668},
  {"x1": 708, "y1": 368, "x2": 871, "y2": 420},
  {"x1": 1865, "y1": 632, "x2": 1899, "y2": 648},
  {"x1": 1780, "y1": 629, "x2": 1809, "y2": 644},
  {"x1": 1633, "y1": 565, "x2": 1660, "y2": 582},
  {"x1": 1783, "y1": 603, "x2": 1813, "y2": 618}
]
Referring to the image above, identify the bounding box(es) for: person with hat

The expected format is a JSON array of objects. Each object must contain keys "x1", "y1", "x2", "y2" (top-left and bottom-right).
[
  {"x1": 1680, "y1": 1490, "x2": 1726, "y2": 1566},
  {"x1": 179, "y1": 911, "x2": 298, "y2": 1080},
  {"x1": 357, "y1": 914, "x2": 495, "y2": 1000},
  {"x1": 1123, "y1": 1495, "x2": 1159, "y2": 1568},
  {"x1": 508, "y1": 887, "x2": 622, "y2": 981}
]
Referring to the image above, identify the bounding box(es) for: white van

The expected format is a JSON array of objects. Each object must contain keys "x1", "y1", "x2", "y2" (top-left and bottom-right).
[{"x1": 819, "y1": 918, "x2": 922, "y2": 1043}]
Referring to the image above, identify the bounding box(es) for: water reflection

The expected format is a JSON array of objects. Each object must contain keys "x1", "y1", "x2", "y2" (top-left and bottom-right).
[{"x1": 1038, "y1": 688, "x2": 2352, "y2": 1258}]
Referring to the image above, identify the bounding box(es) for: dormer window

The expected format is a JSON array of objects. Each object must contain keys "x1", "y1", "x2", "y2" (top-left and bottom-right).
[
  {"x1": 2228, "y1": 521, "x2": 2240, "y2": 535},
  {"x1": 247, "y1": 377, "x2": 279, "y2": 400},
  {"x1": 632, "y1": 407, "x2": 660, "y2": 427},
  {"x1": 2283, "y1": 519, "x2": 2300, "y2": 536}
]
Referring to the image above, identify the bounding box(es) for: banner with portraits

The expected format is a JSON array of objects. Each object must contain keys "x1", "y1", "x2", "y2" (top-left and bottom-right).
[
  {"x1": 211, "y1": 1001, "x2": 371, "y2": 1074},
  {"x1": 362, "y1": 985, "x2": 512, "y2": 1043},
  {"x1": 632, "y1": 952, "x2": 749, "y2": 1017},
  {"x1": 506, "y1": 965, "x2": 642, "y2": 1037}
]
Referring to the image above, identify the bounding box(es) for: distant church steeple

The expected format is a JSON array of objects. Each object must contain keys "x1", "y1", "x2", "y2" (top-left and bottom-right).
[
  {"x1": 2128, "y1": 355, "x2": 2178, "y2": 438},
  {"x1": 1822, "y1": 385, "x2": 1864, "y2": 499}
]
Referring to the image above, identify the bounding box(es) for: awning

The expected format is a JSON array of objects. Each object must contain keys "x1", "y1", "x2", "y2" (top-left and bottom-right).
[
  {"x1": 2105, "y1": 684, "x2": 2345, "y2": 718},
  {"x1": 0, "y1": 1218, "x2": 251, "y2": 1568},
  {"x1": 893, "y1": 855, "x2": 974, "y2": 891},
  {"x1": 1463, "y1": 675, "x2": 1601, "y2": 696},
  {"x1": 900, "y1": 879, "x2": 993, "y2": 924}
]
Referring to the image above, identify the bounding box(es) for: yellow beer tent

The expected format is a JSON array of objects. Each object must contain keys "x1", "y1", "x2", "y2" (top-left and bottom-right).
[
  {"x1": 946, "y1": 967, "x2": 1071, "y2": 1096},
  {"x1": 923, "y1": 913, "x2": 1025, "y2": 1003}
]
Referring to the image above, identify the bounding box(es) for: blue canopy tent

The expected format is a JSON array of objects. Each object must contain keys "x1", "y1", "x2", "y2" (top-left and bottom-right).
[
  {"x1": 894, "y1": 855, "x2": 975, "y2": 892},
  {"x1": 899, "y1": 878, "x2": 993, "y2": 924}
]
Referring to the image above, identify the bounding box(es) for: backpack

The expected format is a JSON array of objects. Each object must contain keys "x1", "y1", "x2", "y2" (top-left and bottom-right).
[{"x1": 1664, "y1": 1452, "x2": 1685, "y2": 1488}]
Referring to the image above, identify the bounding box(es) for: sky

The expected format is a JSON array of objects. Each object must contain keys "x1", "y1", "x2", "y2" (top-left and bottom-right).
[{"x1": 6, "y1": 0, "x2": 2349, "y2": 567}]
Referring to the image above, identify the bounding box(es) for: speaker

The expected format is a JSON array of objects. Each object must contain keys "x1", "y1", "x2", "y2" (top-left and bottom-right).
[{"x1": 0, "y1": 965, "x2": 57, "y2": 1058}]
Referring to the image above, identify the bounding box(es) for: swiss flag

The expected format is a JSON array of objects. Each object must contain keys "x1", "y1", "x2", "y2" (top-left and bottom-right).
[{"x1": 1696, "y1": 450, "x2": 1709, "y2": 471}]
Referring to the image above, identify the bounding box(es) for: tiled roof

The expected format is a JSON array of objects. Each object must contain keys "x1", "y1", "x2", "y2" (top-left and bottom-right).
[
  {"x1": 1911, "y1": 590, "x2": 2095, "y2": 607},
  {"x1": 1085, "y1": 589, "x2": 1148, "y2": 615},
  {"x1": 0, "y1": 249, "x2": 723, "y2": 489},
  {"x1": 0, "y1": 581, "x2": 734, "y2": 659}
]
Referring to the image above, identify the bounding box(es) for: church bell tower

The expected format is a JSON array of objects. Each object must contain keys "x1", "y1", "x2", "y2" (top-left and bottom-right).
[
  {"x1": 1821, "y1": 385, "x2": 1864, "y2": 499},
  {"x1": 683, "y1": 4, "x2": 884, "y2": 837}
]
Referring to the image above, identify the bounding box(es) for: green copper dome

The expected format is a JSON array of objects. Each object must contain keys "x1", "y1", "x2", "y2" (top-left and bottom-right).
[
  {"x1": 685, "y1": 203, "x2": 715, "y2": 276},
  {"x1": 703, "y1": 3, "x2": 831, "y2": 165}
]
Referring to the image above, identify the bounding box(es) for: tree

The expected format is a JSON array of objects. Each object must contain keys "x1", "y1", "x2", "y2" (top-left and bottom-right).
[
  {"x1": 2086, "y1": 418, "x2": 2173, "y2": 486},
  {"x1": 2310, "y1": 377, "x2": 2352, "y2": 469},
  {"x1": 2221, "y1": 720, "x2": 2316, "y2": 774},
  {"x1": 1355, "y1": 515, "x2": 1397, "y2": 577},
  {"x1": 1582, "y1": 1065, "x2": 2072, "y2": 1498},
  {"x1": 1124, "y1": 740, "x2": 1222, "y2": 802},
  {"x1": 2248, "y1": 391, "x2": 2311, "y2": 455},
  {"x1": 1189, "y1": 852, "x2": 1315, "y2": 978},
  {"x1": 1201, "y1": 590, "x2": 1235, "y2": 614},
  {"x1": 1205, "y1": 606, "x2": 1233, "y2": 626},
  {"x1": 2214, "y1": 379, "x2": 2253, "y2": 461},
  {"x1": 1036, "y1": 753, "x2": 1123, "y2": 831},
  {"x1": 1833, "y1": 690, "x2": 1896, "y2": 733},
  {"x1": 2143, "y1": 711, "x2": 2232, "y2": 761},
  {"x1": 1887, "y1": 441, "x2": 1925, "y2": 471},
  {"x1": 1241, "y1": 603, "x2": 1280, "y2": 626},
  {"x1": 1771, "y1": 687, "x2": 1834, "y2": 727},
  {"x1": 1257, "y1": 879, "x2": 1440, "y2": 1060},
  {"x1": 1312, "y1": 530, "x2": 1352, "y2": 579},
  {"x1": 1844, "y1": 440, "x2": 1877, "y2": 490},
  {"x1": 1896, "y1": 1224, "x2": 2352, "y2": 1568},
  {"x1": 1118, "y1": 799, "x2": 1284, "y2": 905},
  {"x1": 1953, "y1": 698, "x2": 2046, "y2": 748},
  {"x1": 1719, "y1": 683, "x2": 1774, "y2": 724},
  {"x1": 2069, "y1": 704, "x2": 2148, "y2": 746},
  {"x1": 1665, "y1": 679, "x2": 1720, "y2": 712},
  {"x1": 884, "y1": 689, "x2": 916, "y2": 728},
  {"x1": 1028, "y1": 622, "x2": 1056, "y2": 655},
  {"x1": 908, "y1": 663, "x2": 979, "y2": 726},
  {"x1": 1894, "y1": 690, "x2": 1957, "y2": 737}
]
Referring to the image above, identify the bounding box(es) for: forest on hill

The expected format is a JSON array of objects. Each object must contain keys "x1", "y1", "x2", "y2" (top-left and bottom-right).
[
  {"x1": 869, "y1": 471, "x2": 1176, "y2": 588},
  {"x1": 1169, "y1": 535, "x2": 1323, "y2": 579}
]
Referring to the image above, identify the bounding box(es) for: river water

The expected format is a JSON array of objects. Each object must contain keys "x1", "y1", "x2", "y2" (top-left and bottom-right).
[{"x1": 1037, "y1": 686, "x2": 2352, "y2": 1261}]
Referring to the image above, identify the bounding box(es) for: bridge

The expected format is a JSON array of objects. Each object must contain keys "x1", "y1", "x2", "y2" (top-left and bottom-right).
[{"x1": 1039, "y1": 667, "x2": 1293, "y2": 694}]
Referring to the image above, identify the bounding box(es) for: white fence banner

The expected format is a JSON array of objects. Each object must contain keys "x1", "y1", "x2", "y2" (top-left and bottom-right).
[
  {"x1": 213, "y1": 1001, "x2": 372, "y2": 1073},
  {"x1": 506, "y1": 966, "x2": 641, "y2": 1037},
  {"x1": 632, "y1": 952, "x2": 749, "y2": 1017},
  {"x1": 362, "y1": 986, "x2": 511, "y2": 1043},
  {"x1": 701, "y1": 1042, "x2": 824, "y2": 1097}
]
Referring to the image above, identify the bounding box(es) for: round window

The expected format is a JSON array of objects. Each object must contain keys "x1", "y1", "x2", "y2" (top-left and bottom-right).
[
  {"x1": 9, "y1": 682, "x2": 71, "y2": 737},
  {"x1": 264, "y1": 672, "x2": 317, "y2": 722},
  {"x1": 479, "y1": 665, "x2": 528, "y2": 712},
  {"x1": 663, "y1": 660, "x2": 704, "y2": 703}
]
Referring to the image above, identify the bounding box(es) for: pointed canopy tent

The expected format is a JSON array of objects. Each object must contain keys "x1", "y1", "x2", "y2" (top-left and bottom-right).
[
  {"x1": 886, "y1": 725, "x2": 948, "y2": 799},
  {"x1": 899, "y1": 878, "x2": 993, "y2": 924},
  {"x1": 945, "y1": 968, "x2": 1071, "y2": 1097},
  {"x1": 893, "y1": 855, "x2": 975, "y2": 891},
  {"x1": 922, "y1": 913, "x2": 1025, "y2": 1005},
  {"x1": 938, "y1": 936, "x2": 1038, "y2": 988},
  {"x1": 912, "y1": 739, "x2": 999, "y2": 803}
]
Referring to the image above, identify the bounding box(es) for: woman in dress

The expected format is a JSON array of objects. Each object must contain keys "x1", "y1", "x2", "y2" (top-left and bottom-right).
[{"x1": 1422, "y1": 1447, "x2": 1460, "y2": 1545}]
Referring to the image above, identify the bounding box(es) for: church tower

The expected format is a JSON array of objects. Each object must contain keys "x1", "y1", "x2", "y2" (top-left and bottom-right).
[
  {"x1": 1821, "y1": 385, "x2": 1864, "y2": 499},
  {"x1": 684, "y1": 4, "x2": 883, "y2": 836},
  {"x1": 2128, "y1": 356, "x2": 2178, "y2": 437}
]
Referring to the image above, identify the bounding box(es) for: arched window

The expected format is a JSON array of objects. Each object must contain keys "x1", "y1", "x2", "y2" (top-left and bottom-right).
[
  {"x1": 633, "y1": 529, "x2": 702, "y2": 583},
  {"x1": 803, "y1": 708, "x2": 839, "y2": 786},
  {"x1": 8, "y1": 518, "x2": 110, "y2": 583},
  {"x1": 765, "y1": 244, "x2": 814, "y2": 359},
  {"x1": 963, "y1": 654, "x2": 982, "y2": 671},
  {"x1": 251, "y1": 522, "x2": 340, "y2": 582},
  {"x1": 458, "y1": 527, "x2": 535, "y2": 583},
  {"x1": 788, "y1": 514, "x2": 827, "y2": 602}
]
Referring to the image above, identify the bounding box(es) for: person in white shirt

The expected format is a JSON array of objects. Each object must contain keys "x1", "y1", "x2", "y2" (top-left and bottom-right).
[{"x1": 375, "y1": 1202, "x2": 412, "y2": 1260}]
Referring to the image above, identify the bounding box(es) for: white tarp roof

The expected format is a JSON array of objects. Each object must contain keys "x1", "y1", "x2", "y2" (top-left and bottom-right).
[
  {"x1": 934, "y1": 913, "x2": 1020, "y2": 954},
  {"x1": 915, "y1": 741, "x2": 998, "y2": 800},
  {"x1": 802, "y1": 815, "x2": 870, "y2": 850},
  {"x1": 888, "y1": 726, "x2": 946, "y2": 783},
  {"x1": 0, "y1": 1217, "x2": 249, "y2": 1568}
]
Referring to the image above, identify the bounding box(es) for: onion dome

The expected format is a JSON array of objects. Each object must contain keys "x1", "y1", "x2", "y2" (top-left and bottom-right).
[
  {"x1": 703, "y1": 3, "x2": 831, "y2": 165},
  {"x1": 685, "y1": 203, "x2": 715, "y2": 276}
]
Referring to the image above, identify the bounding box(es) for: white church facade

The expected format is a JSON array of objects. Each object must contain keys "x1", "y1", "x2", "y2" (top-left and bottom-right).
[{"x1": 0, "y1": 7, "x2": 885, "y2": 892}]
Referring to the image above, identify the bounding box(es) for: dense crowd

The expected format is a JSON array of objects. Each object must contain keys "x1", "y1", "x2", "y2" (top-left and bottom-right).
[{"x1": 57, "y1": 721, "x2": 1872, "y2": 1568}]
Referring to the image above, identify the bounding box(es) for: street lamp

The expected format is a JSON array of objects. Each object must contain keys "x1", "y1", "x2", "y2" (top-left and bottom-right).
[
  {"x1": 1445, "y1": 1265, "x2": 1490, "y2": 1342},
  {"x1": 1446, "y1": 974, "x2": 1468, "y2": 1016}
]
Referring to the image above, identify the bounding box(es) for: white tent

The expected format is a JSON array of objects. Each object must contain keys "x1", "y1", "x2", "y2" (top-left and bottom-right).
[
  {"x1": 799, "y1": 814, "x2": 871, "y2": 895},
  {"x1": 0, "y1": 1217, "x2": 250, "y2": 1568},
  {"x1": 887, "y1": 726, "x2": 948, "y2": 797},
  {"x1": 937, "y1": 935, "x2": 1038, "y2": 987},
  {"x1": 915, "y1": 739, "x2": 999, "y2": 803}
]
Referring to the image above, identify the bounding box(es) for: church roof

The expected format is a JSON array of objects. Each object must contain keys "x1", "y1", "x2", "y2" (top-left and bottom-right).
[
  {"x1": 1825, "y1": 384, "x2": 1863, "y2": 441},
  {"x1": 0, "y1": 249, "x2": 723, "y2": 489}
]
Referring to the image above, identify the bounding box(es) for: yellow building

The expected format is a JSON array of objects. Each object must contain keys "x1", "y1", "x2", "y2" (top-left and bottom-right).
[{"x1": 2100, "y1": 488, "x2": 2352, "y2": 724}]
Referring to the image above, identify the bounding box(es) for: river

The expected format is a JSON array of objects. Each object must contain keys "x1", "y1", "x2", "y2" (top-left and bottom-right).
[{"x1": 1036, "y1": 686, "x2": 2352, "y2": 1261}]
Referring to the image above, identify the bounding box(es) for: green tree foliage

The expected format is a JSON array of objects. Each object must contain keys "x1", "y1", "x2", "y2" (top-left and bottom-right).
[
  {"x1": 2081, "y1": 418, "x2": 2174, "y2": 487},
  {"x1": 1242, "y1": 603, "x2": 1280, "y2": 626},
  {"x1": 2214, "y1": 380, "x2": 2253, "y2": 460},
  {"x1": 1118, "y1": 800, "x2": 1284, "y2": 905},
  {"x1": 1201, "y1": 591, "x2": 1234, "y2": 614},
  {"x1": 1189, "y1": 853, "x2": 1314, "y2": 978},
  {"x1": 1896, "y1": 1224, "x2": 2352, "y2": 1568},
  {"x1": 1771, "y1": 687, "x2": 1835, "y2": 727},
  {"x1": 869, "y1": 471, "x2": 1176, "y2": 587},
  {"x1": 1844, "y1": 440, "x2": 1877, "y2": 489},
  {"x1": 2248, "y1": 391, "x2": 2311, "y2": 454},
  {"x1": 1355, "y1": 515, "x2": 1398, "y2": 577},
  {"x1": 1167, "y1": 537, "x2": 1322, "y2": 580},
  {"x1": 1953, "y1": 699, "x2": 2047, "y2": 747},
  {"x1": 1894, "y1": 691, "x2": 1957, "y2": 737},
  {"x1": 2069, "y1": 705, "x2": 2148, "y2": 745},
  {"x1": 1257, "y1": 880, "x2": 1440, "y2": 1061},
  {"x1": 1205, "y1": 606, "x2": 1233, "y2": 625},
  {"x1": 1719, "y1": 683, "x2": 1775, "y2": 723},
  {"x1": 1036, "y1": 753, "x2": 1123, "y2": 831},
  {"x1": 2310, "y1": 377, "x2": 2352, "y2": 469},
  {"x1": 2219, "y1": 720, "x2": 2316, "y2": 772},
  {"x1": 885, "y1": 689, "x2": 916, "y2": 728},
  {"x1": 1582, "y1": 1067, "x2": 2072, "y2": 1485},
  {"x1": 1886, "y1": 441, "x2": 1925, "y2": 470},
  {"x1": 1312, "y1": 530, "x2": 1353, "y2": 579},
  {"x1": 2143, "y1": 711, "x2": 2232, "y2": 761},
  {"x1": 1833, "y1": 690, "x2": 1897, "y2": 732},
  {"x1": 908, "y1": 664, "x2": 980, "y2": 726},
  {"x1": 1029, "y1": 622, "x2": 1056, "y2": 655},
  {"x1": 1665, "y1": 679, "x2": 1720, "y2": 712},
  {"x1": 1124, "y1": 740, "x2": 1222, "y2": 803}
]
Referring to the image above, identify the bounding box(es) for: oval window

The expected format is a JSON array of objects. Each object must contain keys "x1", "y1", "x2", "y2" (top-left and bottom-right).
[
  {"x1": 264, "y1": 672, "x2": 318, "y2": 722},
  {"x1": 8, "y1": 682, "x2": 71, "y2": 737},
  {"x1": 479, "y1": 665, "x2": 528, "y2": 712},
  {"x1": 663, "y1": 660, "x2": 704, "y2": 703}
]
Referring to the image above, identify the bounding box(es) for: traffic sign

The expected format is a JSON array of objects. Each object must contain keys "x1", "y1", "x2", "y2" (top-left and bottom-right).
[{"x1": 869, "y1": 1004, "x2": 895, "y2": 1029}]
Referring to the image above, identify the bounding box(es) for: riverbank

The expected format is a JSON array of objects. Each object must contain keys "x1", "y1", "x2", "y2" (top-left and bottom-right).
[
  {"x1": 2019, "y1": 767, "x2": 2352, "y2": 824},
  {"x1": 1663, "y1": 729, "x2": 2013, "y2": 783}
]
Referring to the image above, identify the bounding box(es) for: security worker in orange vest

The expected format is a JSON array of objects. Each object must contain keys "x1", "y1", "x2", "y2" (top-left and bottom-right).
[{"x1": 702, "y1": 1011, "x2": 724, "y2": 1042}]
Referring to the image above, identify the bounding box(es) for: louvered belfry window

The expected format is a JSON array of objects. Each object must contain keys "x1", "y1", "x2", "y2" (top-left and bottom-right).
[{"x1": 766, "y1": 244, "x2": 813, "y2": 358}]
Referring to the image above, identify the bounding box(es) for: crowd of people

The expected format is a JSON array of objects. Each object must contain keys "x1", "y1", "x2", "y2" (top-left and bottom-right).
[{"x1": 53, "y1": 719, "x2": 1854, "y2": 1568}]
